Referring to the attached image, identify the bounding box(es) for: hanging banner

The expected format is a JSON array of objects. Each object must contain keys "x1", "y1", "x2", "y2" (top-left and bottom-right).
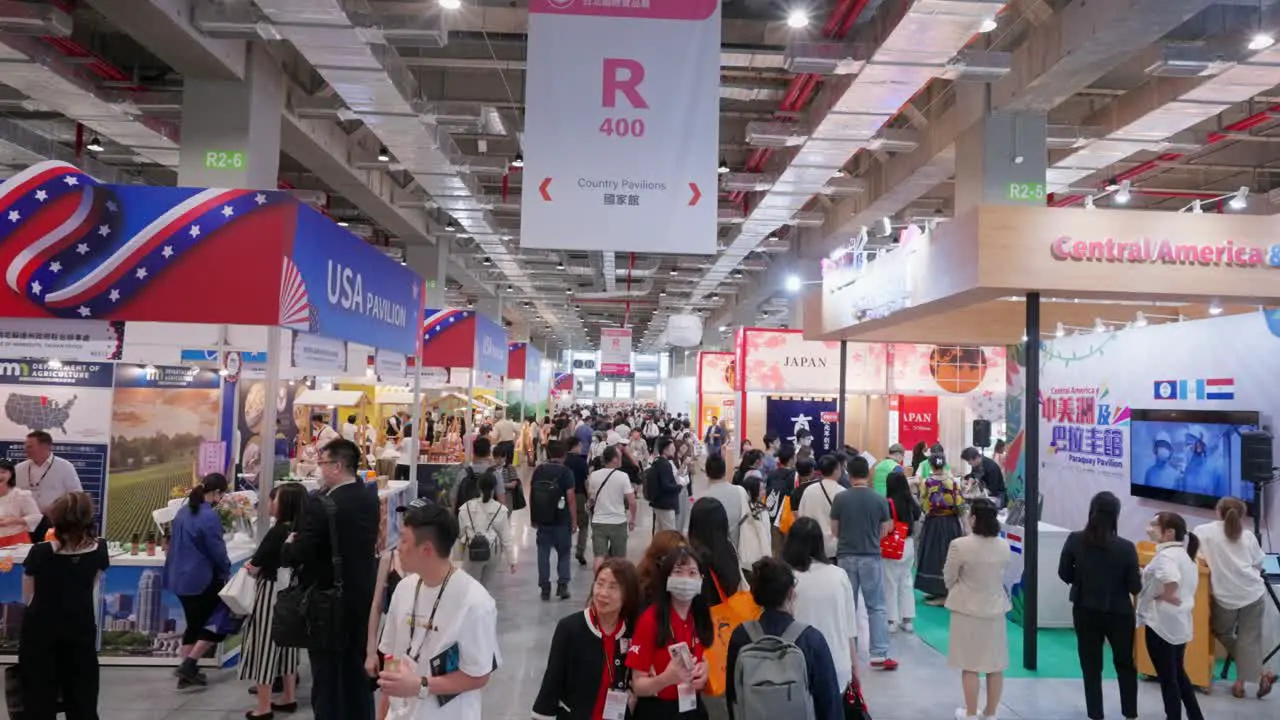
[
  {"x1": 520, "y1": 0, "x2": 720, "y2": 254},
  {"x1": 374, "y1": 349, "x2": 407, "y2": 380},
  {"x1": 896, "y1": 395, "x2": 940, "y2": 450},
  {"x1": 474, "y1": 313, "x2": 509, "y2": 380},
  {"x1": 291, "y1": 331, "x2": 347, "y2": 373},
  {"x1": 600, "y1": 327, "x2": 632, "y2": 374},
  {"x1": 765, "y1": 396, "x2": 839, "y2": 456},
  {"x1": 0, "y1": 318, "x2": 125, "y2": 361}
]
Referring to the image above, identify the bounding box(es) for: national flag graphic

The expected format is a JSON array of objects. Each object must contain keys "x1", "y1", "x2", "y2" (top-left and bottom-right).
[{"x1": 1153, "y1": 378, "x2": 1234, "y2": 401}]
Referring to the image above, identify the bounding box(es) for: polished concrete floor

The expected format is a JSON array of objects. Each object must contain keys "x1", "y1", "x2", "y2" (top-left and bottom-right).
[{"x1": 89, "y1": 471, "x2": 1274, "y2": 720}]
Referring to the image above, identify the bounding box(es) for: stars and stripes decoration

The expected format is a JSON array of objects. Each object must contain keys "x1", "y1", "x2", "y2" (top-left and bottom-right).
[
  {"x1": 422, "y1": 308, "x2": 471, "y2": 342},
  {"x1": 279, "y1": 256, "x2": 317, "y2": 332},
  {"x1": 0, "y1": 160, "x2": 284, "y2": 319}
]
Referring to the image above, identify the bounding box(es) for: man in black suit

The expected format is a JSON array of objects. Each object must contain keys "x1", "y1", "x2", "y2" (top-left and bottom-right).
[{"x1": 284, "y1": 438, "x2": 380, "y2": 720}]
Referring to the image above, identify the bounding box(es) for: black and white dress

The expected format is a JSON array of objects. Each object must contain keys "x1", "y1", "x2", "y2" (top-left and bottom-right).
[{"x1": 238, "y1": 522, "x2": 300, "y2": 685}]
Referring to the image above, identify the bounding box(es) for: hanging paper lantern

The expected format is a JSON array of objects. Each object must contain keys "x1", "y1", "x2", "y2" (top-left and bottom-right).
[{"x1": 666, "y1": 314, "x2": 703, "y2": 347}]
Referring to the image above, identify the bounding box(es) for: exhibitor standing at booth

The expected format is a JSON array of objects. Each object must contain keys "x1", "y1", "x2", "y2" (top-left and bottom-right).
[{"x1": 16, "y1": 430, "x2": 83, "y2": 543}]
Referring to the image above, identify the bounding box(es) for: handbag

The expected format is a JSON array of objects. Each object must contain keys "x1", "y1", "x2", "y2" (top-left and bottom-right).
[
  {"x1": 843, "y1": 676, "x2": 873, "y2": 720},
  {"x1": 880, "y1": 499, "x2": 908, "y2": 560},
  {"x1": 218, "y1": 566, "x2": 257, "y2": 616},
  {"x1": 704, "y1": 570, "x2": 762, "y2": 697},
  {"x1": 273, "y1": 494, "x2": 346, "y2": 650}
]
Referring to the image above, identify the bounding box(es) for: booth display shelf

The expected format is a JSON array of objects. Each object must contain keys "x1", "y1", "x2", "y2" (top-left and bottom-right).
[
  {"x1": 999, "y1": 512, "x2": 1072, "y2": 629},
  {"x1": 0, "y1": 539, "x2": 256, "y2": 668}
]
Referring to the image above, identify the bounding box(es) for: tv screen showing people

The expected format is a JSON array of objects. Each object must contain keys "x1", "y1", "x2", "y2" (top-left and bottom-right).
[{"x1": 1129, "y1": 409, "x2": 1259, "y2": 510}]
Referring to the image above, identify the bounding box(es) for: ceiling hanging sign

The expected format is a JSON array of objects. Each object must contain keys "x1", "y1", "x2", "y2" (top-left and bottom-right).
[
  {"x1": 521, "y1": 0, "x2": 720, "y2": 254},
  {"x1": 0, "y1": 318, "x2": 124, "y2": 362},
  {"x1": 374, "y1": 349, "x2": 407, "y2": 380},
  {"x1": 600, "y1": 327, "x2": 632, "y2": 375}
]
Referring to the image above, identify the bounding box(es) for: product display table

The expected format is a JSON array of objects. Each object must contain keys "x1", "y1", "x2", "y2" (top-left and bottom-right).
[
  {"x1": 998, "y1": 512, "x2": 1073, "y2": 629},
  {"x1": 0, "y1": 538, "x2": 256, "y2": 668}
]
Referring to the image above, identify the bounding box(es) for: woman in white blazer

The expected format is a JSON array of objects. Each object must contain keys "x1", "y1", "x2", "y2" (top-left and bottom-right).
[{"x1": 944, "y1": 499, "x2": 1011, "y2": 720}]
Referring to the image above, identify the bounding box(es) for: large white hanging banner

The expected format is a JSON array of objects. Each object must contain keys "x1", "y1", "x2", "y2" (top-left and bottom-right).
[
  {"x1": 600, "y1": 327, "x2": 633, "y2": 375},
  {"x1": 521, "y1": 0, "x2": 720, "y2": 254}
]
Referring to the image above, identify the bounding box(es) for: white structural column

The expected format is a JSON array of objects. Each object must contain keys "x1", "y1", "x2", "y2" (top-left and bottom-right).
[
  {"x1": 177, "y1": 44, "x2": 284, "y2": 189},
  {"x1": 954, "y1": 88, "x2": 1049, "y2": 214},
  {"x1": 407, "y1": 242, "x2": 449, "y2": 309}
]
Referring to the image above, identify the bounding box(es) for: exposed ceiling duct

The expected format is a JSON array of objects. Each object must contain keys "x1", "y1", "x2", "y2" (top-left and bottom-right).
[
  {"x1": 1046, "y1": 45, "x2": 1280, "y2": 195},
  {"x1": 248, "y1": 0, "x2": 573, "y2": 341},
  {"x1": 688, "y1": 0, "x2": 1008, "y2": 302},
  {"x1": 0, "y1": 34, "x2": 180, "y2": 166},
  {"x1": 574, "y1": 277, "x2": 657, "y2": 301}
]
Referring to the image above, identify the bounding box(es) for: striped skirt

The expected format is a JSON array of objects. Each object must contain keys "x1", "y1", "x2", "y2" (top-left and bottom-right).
[{"x1": 237, "y1": 576, "x2": 300, "y2": 686}]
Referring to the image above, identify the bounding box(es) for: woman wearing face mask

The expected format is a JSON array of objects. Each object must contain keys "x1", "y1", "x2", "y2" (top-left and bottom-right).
[
  {"x1": 914, "y1": 451, "x2": 965, "y2": 605},
  {"x1": 533, "y1": 559, "x2": 642, "y2": 720},
  {"x1": 626, "y1": 546, "x2": 713, "y2": 719},
  {"x1": 1138, "y1": 512, "x2": 1204, "y2": 720}
]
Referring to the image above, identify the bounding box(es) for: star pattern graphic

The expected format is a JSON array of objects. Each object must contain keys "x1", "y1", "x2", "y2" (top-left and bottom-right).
[
  {"x1": 34, "y1": 190, "x2": 46, "y2": 202},
  {"x1": 108, "y1": 289, "x2": 120, "y2": 302},
  {"x1": 189, "y1": 225, "x2": 200, "y2": 238},
  {"x1": 221, "y1": 205, "x2": 234, "y2": 218},
  {"x1": 136, "y1": 267, "x2": 148, "y2": 280},
  {"x1": 76, "y1": 243, "x2": 89, "y2": 255},
  {"x1": 77, "y1": 306, "x2": 91, "y2": 317},
  {"x1": 7, "y1": 210, "x2": 19, "y2": 222},
  {"x1": 49, "y1": 261, "x2": 61, "y2": 273},
  {"x1": 161, "y1": 245, "x2": 174, "y2": 259},
  {"x1": 30, "y1": 281, "x2": 41, "y2": 295},
  {"x1": 254, "y1": 193, "x2": 267, "y2": 206},
  {"x1": 97, "y1": 224, "x2": 110, "y2": 237}
]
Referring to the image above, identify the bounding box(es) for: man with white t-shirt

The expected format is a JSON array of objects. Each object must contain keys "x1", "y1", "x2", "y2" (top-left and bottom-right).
[
  {"x1": 797, "y1": 454, "x2": 846, "y2": 560},
  {"x1": 697, "y1": 455, "x2": 750, "y2": 549},
  {"x1": 378, "y1": 500, "x2": 500, "y2": 720},
  {"x1": 586, "y1": 445, "x2": 636, "y2": 569},
  {"x1": 16, "y1": 430, "x2": 82, "y2": 542}
]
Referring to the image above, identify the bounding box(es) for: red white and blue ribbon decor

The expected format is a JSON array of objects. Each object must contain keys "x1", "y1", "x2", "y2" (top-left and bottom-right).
[
  {"x1": 0, "y1": 161, "x2": 285, "y2": 319},
  {"x1": 423, "y1": 308, "x2": 471, "y2": 341}
]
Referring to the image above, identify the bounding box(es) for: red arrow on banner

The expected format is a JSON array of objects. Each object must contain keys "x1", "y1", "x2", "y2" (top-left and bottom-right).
[
  {"x1": 539, "y1": 177, "x2": 553, "y2": 201},
  {"x1": 688, "y1": 182, "x2": 702, "y2": 206}
]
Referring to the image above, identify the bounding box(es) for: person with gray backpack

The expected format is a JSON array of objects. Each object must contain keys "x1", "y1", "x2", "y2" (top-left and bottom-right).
[{"x1": 726, "y1": 557, "x2": 843, "y2": 720}]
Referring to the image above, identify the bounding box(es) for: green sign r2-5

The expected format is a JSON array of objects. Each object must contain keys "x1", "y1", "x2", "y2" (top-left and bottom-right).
[
  {"x1": 1007, "y1": 181, "x2": 1046, "y2": 202},
  {"x1": 204, "y1": 150, "x2": 246, "y2": 170}
]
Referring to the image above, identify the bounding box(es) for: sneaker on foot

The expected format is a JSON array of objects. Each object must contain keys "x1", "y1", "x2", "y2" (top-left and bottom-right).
[
  {"x1": 954, "y1": 709, "x2": 977, "y2": 720},
  {"x1": 540, "y1": 587, "x2": 551, "y2": 601},
  {"x1": 870, "y1": 657, "x2": 899, "y2": 671},
  {"x1": 888, "y1": 620, "x2": 899, "y2": 633},
  {"x1": 557, "y1": 585, "x2": 571, "y2": 600},
  {"x1": 901, "y1": 619, "x2": 915, "y2": 633}
]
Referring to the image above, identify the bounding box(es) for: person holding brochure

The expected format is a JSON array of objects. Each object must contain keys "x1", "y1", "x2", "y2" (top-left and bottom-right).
[{"x1": 378, "y1": 500, "x2": 500, "y2": 720}]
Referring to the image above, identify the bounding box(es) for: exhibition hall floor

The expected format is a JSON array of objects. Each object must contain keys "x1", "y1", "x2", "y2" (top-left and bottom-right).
[{"x1": 94, "y1": 474, "x2": 1268, "y2": 720}]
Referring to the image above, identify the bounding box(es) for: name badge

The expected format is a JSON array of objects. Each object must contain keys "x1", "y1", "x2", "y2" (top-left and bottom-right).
[
  {"x1": 602, "y1": 689, "x2": 629, "y2": 720},
  {"x1": 677, "y1": 683, "x2": 697, "y2": 712}
]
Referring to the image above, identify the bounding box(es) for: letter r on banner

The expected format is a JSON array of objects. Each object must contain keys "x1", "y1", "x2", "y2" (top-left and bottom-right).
[{"x1": 602, "y1": 58, "x2": 648, "y2": 108}]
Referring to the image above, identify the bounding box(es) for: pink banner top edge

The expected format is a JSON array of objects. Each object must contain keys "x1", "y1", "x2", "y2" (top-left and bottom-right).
[{"x1": 530, "y1": 0, "x2": 717, "y2": 21}]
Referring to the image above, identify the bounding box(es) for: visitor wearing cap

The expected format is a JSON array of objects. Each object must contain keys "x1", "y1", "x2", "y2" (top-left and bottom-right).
[
  {"x1": 16, "y1": 430, "x2": 82, "y2": 543},
  {"x1": 874, "y1": 444, "x2": 907, "y2": 496},
  {"x1": 378, "y1": 500, "x2": 499, "y2": 720},
  {"x1": 284, "y1": 439, "x2": 380, "y2": 720}
]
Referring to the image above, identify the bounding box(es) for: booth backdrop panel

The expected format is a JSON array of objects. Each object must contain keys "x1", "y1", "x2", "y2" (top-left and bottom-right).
[
  {"x1": 0, "y1": 358, "x2": 113, "y2": 531},
  {"x1": 746, "y1": 393, "x2": 890, "y2": 459},
  {"x1": 507, "y1": 343, "x2": 529, "y2": 380},
  {"x1": 698, "y1": 352, "x2": 735, "y2": 395},
  {"x1": 235, "y1": 379, "x2": 300, "y2": 485},
  {"x1": 1039, "y1": 311, "x2": 1280, "y2": 539},
  {"x1": 766, "y1": 397, "x2": 839, "y2": 456},
  {"x1": 106, "y1": 364, "x2": 221, "y2": 542},
  {"x1": 740, "y1": 330, "x2": 887, "y2": 394}
]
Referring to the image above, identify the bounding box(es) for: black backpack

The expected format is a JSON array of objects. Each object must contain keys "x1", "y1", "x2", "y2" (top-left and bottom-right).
[
  {"x1": 465, "y1": 503, "x2": 502, "y2": 563},
  {"x1": 529, "y1": 465, "x2": 567, "y2": 526},
  {"x1": 644, "y1": 461, "x2": 663, "y2": 501}
]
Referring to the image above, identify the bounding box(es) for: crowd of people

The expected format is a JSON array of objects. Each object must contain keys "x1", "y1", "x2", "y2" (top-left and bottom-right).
[{"x1": 5, "y1": 408, "x2": 1277, "y2": 720}]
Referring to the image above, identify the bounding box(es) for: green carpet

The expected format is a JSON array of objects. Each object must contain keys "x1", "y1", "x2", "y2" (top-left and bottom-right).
[{"x1": 910, "y1": 592, "x2": 1116, "y2": 679}]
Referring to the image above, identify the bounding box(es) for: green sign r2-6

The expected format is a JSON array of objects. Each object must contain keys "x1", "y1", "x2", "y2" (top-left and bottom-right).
[
  {"x1": 1007, "y1": 181, "x2": 1046, "y2": 202},
  {"x1": 204, "y1": 150, "x2": 246, "y2": 170}
]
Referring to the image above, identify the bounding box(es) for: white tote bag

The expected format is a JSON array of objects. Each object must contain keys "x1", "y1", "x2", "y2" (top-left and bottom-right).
[{"x1": 218, "y1": 567, "x2": 256, "y2": 616}]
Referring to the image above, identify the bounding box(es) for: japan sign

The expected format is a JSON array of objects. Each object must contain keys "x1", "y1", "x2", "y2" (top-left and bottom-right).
[{"x1": 520, "y1": 0, "x2": 719, "y2": 254}]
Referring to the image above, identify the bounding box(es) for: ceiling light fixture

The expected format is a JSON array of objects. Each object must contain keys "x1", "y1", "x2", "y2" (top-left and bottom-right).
[
  {"x1": 445, "y1": 219, "x2": 457, "y2": 231},
  {"x1": 1104, "y1": 177, "x2": 1120, "y2": 191},
  {"x1": 1192, "y1": 199, "x2": 1203, "y2": 214},
  {"x1": 86, "y1": 136, "x2": 104, "y2": 153},
  {"x1": 1084, "y1": 194, "x2": 1095, "y2": 210},
  {"x1": 505, "y1": 285, "x2": 514, "y2": 292},
  {"x1": 833, "y1": 168, "x2": 846, "y2": 178},
  {"x1": 439, "y1": 0, "x2": 462, "y2": 11},
  {"x1": 1229, "y1": 186, "x2": 1249, "y2": 210},
  {"x1": 718, "y1": 158, "x2": 730, "y2": 174},
  {"x1": 511, "y1": 153, "x2": 524, "y2": 168},
  {"x1": 1249, "y1": 32, "x2": 1276, "y2": 51},
  {"x1": 377, "y1": 146, "x2": 391, "y2": 162},
  {"x1": 731, "y1": 269, "x2": 743, "y2": 278},
  {"x1": 336, "y1": 220, "x2": 349, "y2": 227},
  {"x1": 1114, "y1": 180, "x2": 1131, "y2": 204},
  {"x1": 1208, "y1": 301, "x2": 1224, "y2": 316},
  {"x1": 1093, "y1": 317, "x2": 1109, "y2": 334},
  {"x1": 668, "y1": 268, "x2": 678, "y2": 276},
  {"x1": 784, "y1": 274, "x2": 802, "y2": 293},
  {"x1": 481, "y1": 256, "x2": 492, "y2": 265},
  {"x1": 555, "y1": 261, "x2": 566, "y2": 270},
  {"x1": 978, "y1": 17, "x2": 998, "y2": 33},
  {"x1": 786, "y1": 9, "x2": 810, "y2": 29},
  {"x1": 566, "y1": 288, "x2": 574, "y2": 294},
  {"x1": 1133, "y1": 311, "x2": 1148, "y2": 328},
  {"x1": 1054, "y1": 322, "x2": 1065, "y2": 338}
]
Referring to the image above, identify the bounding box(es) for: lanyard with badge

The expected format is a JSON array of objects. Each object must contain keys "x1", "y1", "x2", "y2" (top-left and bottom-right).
[
  {"x1": 591, "y1": 608, "x2": 629, "y2": 720},
  {"x1": 386, "y1": 571, "x2": 453, "y2": 720},
  {"x1": 27, "y1": 460, "x2": 52, "y2": 492}
]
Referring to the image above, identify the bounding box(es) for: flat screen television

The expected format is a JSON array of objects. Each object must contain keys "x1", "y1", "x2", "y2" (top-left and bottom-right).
[{"x1": 1129, "y1": 408, "x2": 1259, "y2": 511}]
